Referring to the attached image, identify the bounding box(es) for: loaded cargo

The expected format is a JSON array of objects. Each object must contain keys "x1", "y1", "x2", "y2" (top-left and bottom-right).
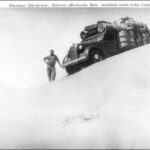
[{"x1": 62, "y1": 17, "x2": 150, "y2": 74}]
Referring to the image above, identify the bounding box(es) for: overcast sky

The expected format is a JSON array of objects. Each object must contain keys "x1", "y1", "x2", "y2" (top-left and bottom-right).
[{"x1": 0, "y1": 8, "x2": 150, "y2": 88}]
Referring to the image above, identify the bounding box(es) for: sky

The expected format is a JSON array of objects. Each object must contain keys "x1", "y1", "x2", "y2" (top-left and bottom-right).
[{"x1": 0, "y1": 8, "x2": 150, "y2": 88}]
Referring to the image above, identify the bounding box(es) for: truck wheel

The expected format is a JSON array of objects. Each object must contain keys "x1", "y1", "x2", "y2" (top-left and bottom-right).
[
  {"x1": 66, "y1": 65, "x2": 80, "y2": 75},
  {"x1": 97, "y1": 23, "x2": 105, "y2": 33},
  {"x1": 90, "y1": 50, "x2": 102, "y2": 63}
]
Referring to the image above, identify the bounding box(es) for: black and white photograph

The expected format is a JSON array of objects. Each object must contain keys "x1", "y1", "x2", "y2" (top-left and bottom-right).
[{"x1": 0, "y1": 4, "x2": 150, "y2": 149}]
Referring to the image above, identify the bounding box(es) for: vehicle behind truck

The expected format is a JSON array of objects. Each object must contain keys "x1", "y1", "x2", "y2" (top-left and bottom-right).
[{"x1": 63, "y1": 17, "x2": 150, "y2": 74}]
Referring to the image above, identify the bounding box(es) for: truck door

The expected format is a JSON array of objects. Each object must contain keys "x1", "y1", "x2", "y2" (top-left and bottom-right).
[{"x1": 103, "y1": 31, "x2": 119, "y2": 57}]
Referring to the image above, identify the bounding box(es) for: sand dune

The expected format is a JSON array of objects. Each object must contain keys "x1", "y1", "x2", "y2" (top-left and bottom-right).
[{"x1": 1, "y1": 44, "x2": 150, "y2": 148}]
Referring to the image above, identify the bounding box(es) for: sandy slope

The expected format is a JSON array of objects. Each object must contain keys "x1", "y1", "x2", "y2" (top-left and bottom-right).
[{"x1": 1, "y1": 44, "x2": 150, "y2": 148}]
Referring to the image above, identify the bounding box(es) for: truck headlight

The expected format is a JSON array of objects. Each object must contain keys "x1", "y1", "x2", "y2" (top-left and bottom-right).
[{"x1": 79, "y1": 45, "x2": 83, "y2": 49}]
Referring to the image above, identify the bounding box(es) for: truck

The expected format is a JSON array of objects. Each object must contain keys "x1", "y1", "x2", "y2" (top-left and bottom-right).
[{"x1": 62, "y1": 17, "x2": 150, "y2": 74}]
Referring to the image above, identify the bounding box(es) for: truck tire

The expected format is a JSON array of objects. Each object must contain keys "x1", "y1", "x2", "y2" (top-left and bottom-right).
[
  {"x1": 66, "y1": 66, "x2": 73, "y2": 74},
  {"x1": 90, "y1": 50, "x2": 102, "y2": 64},
  {"x1": 97, "y1": 23, "x2": 105, "y2": 33},
  {"x1": 66, "y1": 65, "x2": 80, "y2": 75}
]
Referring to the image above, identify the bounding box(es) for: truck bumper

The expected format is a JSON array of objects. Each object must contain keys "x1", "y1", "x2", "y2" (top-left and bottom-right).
[{"x1": 63, "y1": 56, "x2": 87, "y2": 67}]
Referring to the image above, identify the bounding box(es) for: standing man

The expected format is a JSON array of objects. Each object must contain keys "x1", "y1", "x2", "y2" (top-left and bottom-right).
[{"x1": 43, "y1": 49, "x2": 63, "y2": 81}]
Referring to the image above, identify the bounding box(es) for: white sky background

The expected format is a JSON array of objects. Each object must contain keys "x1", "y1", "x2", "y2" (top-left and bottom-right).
[{"x1": 0, "y1": 8, "x2": 150, "y2": 88}]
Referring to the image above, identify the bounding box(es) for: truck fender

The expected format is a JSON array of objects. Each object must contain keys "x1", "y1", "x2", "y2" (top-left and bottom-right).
[
  {"x1": 84, "y1": 47, "x2": 90, "y2": 58},
  {"x1": 62, "y1": 55, "x2": 68, "y2": 65}
]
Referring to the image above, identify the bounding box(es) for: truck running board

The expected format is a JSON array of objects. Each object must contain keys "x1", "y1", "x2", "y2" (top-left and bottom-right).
[{"x1": 63, "y1": 56, "x2": 87, "y2": 67}]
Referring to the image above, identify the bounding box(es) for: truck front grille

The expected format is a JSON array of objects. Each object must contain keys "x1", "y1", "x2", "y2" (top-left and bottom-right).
[{"x1": 68, "y1": 46, "x2": 78, "y2": 60}]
